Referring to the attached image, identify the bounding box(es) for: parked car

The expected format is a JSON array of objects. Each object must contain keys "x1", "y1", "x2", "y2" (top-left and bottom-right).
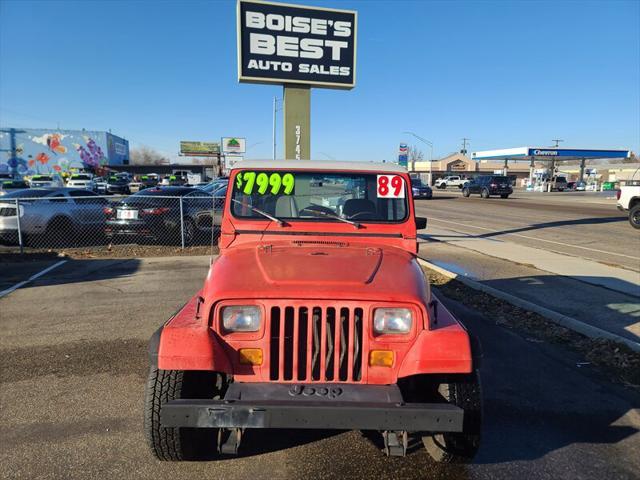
[
  {"x1": 106, "y1": 176, "x2": 131, "y2": 195},
  {"x1": 66, "y1": 173, "x2": 95, "y2": 190},
  {"x1": 617, "y1": 181, "x2": 640, "y2": 229},
  {"x1": 575, "y1": 181, "x2": 586, "y2": 191},
  {"x1": 0, "y1": 179, "x2": 29, "y2": 196},
  {"x1": 28, "y1": 174, "x2": 64, "y2": 188},
  {"x1": 410, "y1": 177, "x2": 433, "y2": 199},
  {"x1": 550, "y1": 176, "x2": 568, "y2": 192},
  {"x1": 434, "y1": 175, "x2": 469, "y2": 189},
  {"x1": 104, "y1": 186, "x2": 215, "y2": 245},
  {"x1": 462, "y1": 175, "x2": 513, "y2": 199},
  {"x1": 0, "y1": 188, "x2": 108, "y2": 246},
  {"x1": 201, "y1": 177, "x2": 229, "y2": 194}
]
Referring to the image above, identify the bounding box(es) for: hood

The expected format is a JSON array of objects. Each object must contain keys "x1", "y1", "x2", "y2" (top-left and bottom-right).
[{"x1": 204, "y1": 241, "x2": 428, "y2": 304}]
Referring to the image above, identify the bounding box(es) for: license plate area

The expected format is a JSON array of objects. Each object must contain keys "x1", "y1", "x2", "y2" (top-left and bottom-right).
[{"x1": 117, "y1": 209, "x2": 138, "y2": 220}]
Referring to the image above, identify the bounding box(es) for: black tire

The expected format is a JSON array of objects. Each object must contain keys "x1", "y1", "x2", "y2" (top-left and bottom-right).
[
  {"x1": 45, "y1": 216, "x2": 74, "y2": 247},
  {"x1": 183, "y1": 217, "x2": 196, "y2": 245},
  {"x1": 500, "y1": 194, "x2": 509, "y2": 199},
  {"x1": 438, "y1": 183, "x2": 447, "y2": 190},
  {"x1": 462, "y1": 188, "x2": 470, "y2": 198},
  {"x1": 558, "y1": 188, "x2": 564, "y2": 192},
  {"x1": 480, "y1": 188, "x2": 490, "y2": 199},
  {"x1": 629, "y1": 204, "x2": 640, "y2": 229},
  {"x1": 144, "y1": 367, "x2": 226, "y2": 461},
  {"x1": 422, "y1": 372, "x2": 482, "y2": 463}
]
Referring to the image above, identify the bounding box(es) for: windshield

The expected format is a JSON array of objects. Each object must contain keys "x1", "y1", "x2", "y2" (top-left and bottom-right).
[
  {"x1": 71, "y1": 174, "x2": 91, "y2": 180},
  {"x1": 410, "y1": 178, "x2": 423, "y2": 186},
  {"x1": 32, "y1": 176, "x2": 53, "y2": 181},
  {"x1": 231, "y1": 170, "x2": 408, "y2": 223}
]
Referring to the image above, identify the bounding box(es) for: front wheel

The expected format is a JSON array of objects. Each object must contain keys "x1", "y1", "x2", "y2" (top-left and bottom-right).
[
  {"x1": 438, "y1": 183, "x2": 447, "y2": 189},
  {"x1": 144, "y1": 367, "x2": 227, "y2": 461},
  {"x1": 629, "y1": 204, "x2": 640, "y2": 229},
  {"x1": 480, "y1": 188, "x2": 490, "y2": 199},
  {"x1": 462, "y1": 188, "x2": 470, "y2": 198},
  {"x1": 422, "y1": 372, "x2": 482, "y2": 463}
]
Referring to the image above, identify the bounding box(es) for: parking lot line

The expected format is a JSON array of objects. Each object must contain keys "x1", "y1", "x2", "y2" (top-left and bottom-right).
[{"x1": 0, "y1": 260, "x2": 67, "y2": 299}]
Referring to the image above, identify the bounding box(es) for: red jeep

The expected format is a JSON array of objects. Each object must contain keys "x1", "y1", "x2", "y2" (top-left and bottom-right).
[{"x1": 144, "y1": 161, "x2": 481, "y2": 462}]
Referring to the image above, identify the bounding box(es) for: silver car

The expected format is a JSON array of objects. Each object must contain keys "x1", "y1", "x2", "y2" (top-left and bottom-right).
[{"x1": 0, "y1": 188, "x2": 109, "y2": 246}]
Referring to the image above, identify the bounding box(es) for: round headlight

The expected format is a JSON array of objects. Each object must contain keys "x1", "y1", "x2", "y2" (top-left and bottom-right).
[
  {"x1": 373, "y1": 308, "x2": 412, "y2": 334},
  {"x1": 222, "y1": 306, "x2": 262, "y2": 332}
]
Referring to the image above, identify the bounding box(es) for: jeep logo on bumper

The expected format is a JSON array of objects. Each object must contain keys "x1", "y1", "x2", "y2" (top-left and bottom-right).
[{"x1": 288, "y1": 385, "x2": 343, "y2": 399}]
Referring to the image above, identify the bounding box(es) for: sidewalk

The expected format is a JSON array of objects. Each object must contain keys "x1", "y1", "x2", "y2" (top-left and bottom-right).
[{"x1": 418, "y1": 228, "x2": 640, "y2": 344}]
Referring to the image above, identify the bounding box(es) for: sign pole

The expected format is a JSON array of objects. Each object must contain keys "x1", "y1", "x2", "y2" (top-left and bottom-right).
[{"x1": 283, "y1": 85, "x2": 310, "y2": 160}]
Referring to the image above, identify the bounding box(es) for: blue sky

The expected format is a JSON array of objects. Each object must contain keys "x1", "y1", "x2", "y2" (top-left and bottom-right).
[{"x1": 1, "y1": 0, "x2": 638, "y2": 161}]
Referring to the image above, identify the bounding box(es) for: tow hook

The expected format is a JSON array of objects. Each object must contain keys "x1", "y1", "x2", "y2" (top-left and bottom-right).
[
  {"x1": 382, "y1": 430, "x2": 408, "y2": 457},
  {"x1": 218, "y1": 428, "x2": 243, "y2": 455}
]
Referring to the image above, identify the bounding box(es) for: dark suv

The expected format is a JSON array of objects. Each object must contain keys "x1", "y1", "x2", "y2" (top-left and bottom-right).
[{"x1": 462, "y1": 175, "x2": 513, "y2": 199}]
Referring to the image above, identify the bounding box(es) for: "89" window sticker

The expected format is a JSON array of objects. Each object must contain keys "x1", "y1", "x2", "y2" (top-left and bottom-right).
[
  {"x1": 235, "y1": 172, "x2": 295, "y2": 195},
  {"x1": 377, "y1": 175, "x2": 405, "y2": 198}
]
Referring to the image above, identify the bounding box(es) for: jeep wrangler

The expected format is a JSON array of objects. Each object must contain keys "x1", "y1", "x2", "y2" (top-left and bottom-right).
[{"x1": 144, "y1": 160, "x2": 481, "y2": 462}]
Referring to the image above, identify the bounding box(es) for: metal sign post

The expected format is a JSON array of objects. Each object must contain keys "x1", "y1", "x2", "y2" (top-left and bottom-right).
[
  {"x1": 284, "y1": 85, "x2": 310, "y2": 160},
  {"x1": 237, "y1": 0, "x2": 357, "y2": 161}
]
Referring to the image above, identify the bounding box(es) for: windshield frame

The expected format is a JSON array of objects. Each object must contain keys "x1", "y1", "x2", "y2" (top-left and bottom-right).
[{"x1": 229, "y1": 168, "x2": 410, "y2": 225}]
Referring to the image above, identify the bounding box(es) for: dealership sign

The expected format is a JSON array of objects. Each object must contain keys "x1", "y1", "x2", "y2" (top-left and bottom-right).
[
  {"x1": 237, "y1": 0, "x2": 357, "y2": 89},
  {"x1": 222, "y1": 137, "x2": 247, "y2": 154},
  {"x1": 180, "y1": 141, "x2": 220, "y2": 156}
]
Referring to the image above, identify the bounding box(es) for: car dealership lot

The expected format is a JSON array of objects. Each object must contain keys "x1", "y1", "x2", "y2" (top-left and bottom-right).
[{"x1": 1, "y1": 256, "x2": 639, "y2": 480}]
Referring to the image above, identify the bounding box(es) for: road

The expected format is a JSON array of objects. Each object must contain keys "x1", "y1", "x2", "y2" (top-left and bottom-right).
[
  {"x1": 1, "y1": 256, "x2": 639, "y2": 480},
  {"x1": 414, "y1": 190, "x2": 638, "y2": 272}
]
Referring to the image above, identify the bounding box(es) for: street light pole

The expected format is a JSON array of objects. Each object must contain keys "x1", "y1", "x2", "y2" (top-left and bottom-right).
[
  {"x1": 272, "y1": 97, "x2": 277, "y2": 161},
  {"x1": 403, "y1": 131, "x2": 434, "y2": 184}
]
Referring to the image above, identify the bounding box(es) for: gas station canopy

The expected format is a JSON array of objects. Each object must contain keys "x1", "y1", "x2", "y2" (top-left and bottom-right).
[{"x1": 472, "y1": 147, "x2": 630, "y2": 162}]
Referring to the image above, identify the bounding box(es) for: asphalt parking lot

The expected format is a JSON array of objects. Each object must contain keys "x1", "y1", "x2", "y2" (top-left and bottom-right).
[{"x1": 1, "y1": 256, "x2": 639, "y2": 480}]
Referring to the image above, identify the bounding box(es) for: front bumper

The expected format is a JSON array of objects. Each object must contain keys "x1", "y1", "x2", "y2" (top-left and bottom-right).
[{"x1": 161, "y1": 383, "x2": 463, "y2": 432}]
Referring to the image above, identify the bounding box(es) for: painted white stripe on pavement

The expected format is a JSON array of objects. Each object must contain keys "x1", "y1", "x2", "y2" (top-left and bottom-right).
[
  {"x1": 0, "y1": 260, "x2": 67, "y2": 299},
  {"x1": 427, "y1": 217, "x2": 640, "y2": 261}
]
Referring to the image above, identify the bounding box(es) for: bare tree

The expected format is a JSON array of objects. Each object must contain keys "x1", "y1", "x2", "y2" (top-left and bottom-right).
[
  {"x1": 408, "y1": 145, "x2": 425, "y2": 163},
  {"x1": 130, "y1": 146, "x2": 169, "y2": 165}
]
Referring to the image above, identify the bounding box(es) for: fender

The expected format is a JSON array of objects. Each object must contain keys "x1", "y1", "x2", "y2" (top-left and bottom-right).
[
  {"x1": 154, "y1": 294, "x2": 232, "y2": 372},
  {"x1": 398, "y1": 298, "x2": 473, "y2": 377}
]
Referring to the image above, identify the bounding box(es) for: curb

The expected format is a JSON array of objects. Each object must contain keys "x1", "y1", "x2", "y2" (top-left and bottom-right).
[{"x1": 418, "y1": 258, "x2": 640, "y2": 353}]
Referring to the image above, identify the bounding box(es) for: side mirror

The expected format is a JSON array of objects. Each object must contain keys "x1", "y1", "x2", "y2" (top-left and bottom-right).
[{"x1": 415, "y1": 217, "x2": 427, "y2": 230}]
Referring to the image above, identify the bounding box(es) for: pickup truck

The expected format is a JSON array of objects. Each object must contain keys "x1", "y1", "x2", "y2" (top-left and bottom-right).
[
  {"x1": 434, "y1": 175, "x2": 469, "y2": 189},
  {"x1": 617, "y1": 181, "x2": 640, "y2": 229}
]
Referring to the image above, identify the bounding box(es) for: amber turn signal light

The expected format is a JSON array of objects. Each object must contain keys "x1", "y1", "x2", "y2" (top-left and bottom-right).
[
  {"x1": 239, "y1": 348, "x2": 263, "y2": 366},
  {"x1": 369, "y1": 350, "x2": 394, "y2": 367}
]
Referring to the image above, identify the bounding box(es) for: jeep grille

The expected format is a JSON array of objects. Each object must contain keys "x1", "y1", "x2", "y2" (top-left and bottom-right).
[{"x1": 269, "y1": 306, "x2": 364, "y2": 382}]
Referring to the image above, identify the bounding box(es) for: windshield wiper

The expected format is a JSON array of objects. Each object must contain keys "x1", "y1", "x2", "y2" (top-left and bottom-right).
[
  {"x1": 231, "y1": 198, "x2": 286, "y2": 226},
  {"x1": 305, "y1": 204, "x2": 361, "y2": 229}
]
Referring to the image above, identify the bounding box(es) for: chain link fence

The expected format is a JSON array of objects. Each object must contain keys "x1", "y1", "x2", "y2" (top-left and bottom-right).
[{"x1": 0, "y1": 191, "x2": 225, "y2": 254}]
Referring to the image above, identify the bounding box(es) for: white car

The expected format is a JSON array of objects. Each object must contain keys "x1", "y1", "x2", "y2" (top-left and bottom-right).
[
  {"x1": 434, "y1": 175, "x2": 469, "y2": 189},
  {"x1": 29, "y1": 174, "x2": 64, "y2": 188},
  {"x1": 66, "y1": 173, "x2": 95, "y2": 190}
]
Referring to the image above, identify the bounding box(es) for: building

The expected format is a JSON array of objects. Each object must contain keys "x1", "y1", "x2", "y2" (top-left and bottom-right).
[
  {"x1": 0, "y1": 127, "x2": 129, "y2": 177},
  {"x1": 411, "y1": 152, "x2": 534, "y2": 184}
]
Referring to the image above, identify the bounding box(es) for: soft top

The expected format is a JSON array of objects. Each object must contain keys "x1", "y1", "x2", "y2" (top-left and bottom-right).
[{"x1": 231, "y1": 160, "x2": 407, "y2": 174}]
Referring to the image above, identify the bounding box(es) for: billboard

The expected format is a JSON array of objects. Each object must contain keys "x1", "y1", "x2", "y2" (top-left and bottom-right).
[
  {"x1": 180, "y1": 141, "x2": 220, "y2": 156},
  {"x1": 237, "y1": 0, "x2": 357, "y2": 89},
  {"x1": 222, "y1": 137, "x2": 247, "y2": 154}
]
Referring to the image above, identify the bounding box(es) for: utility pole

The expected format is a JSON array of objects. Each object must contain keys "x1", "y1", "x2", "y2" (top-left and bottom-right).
[
  {"x1": 552, "y1": 139, "x2": 564, "y2": 148},
  {"x1": 461, "y1": 138, "x2": 470, "y2": 156},
  {"x1": 272, "y1": 97, "x2": 278, "y2": 161},
  {"x1": 403, "y1": 131, "x2": 434, "y2": 185}
]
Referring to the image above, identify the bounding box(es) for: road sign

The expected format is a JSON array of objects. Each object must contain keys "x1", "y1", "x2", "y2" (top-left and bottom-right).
[{"x1": 222, "y1": 137, "x2": 246, "y2": 154}]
